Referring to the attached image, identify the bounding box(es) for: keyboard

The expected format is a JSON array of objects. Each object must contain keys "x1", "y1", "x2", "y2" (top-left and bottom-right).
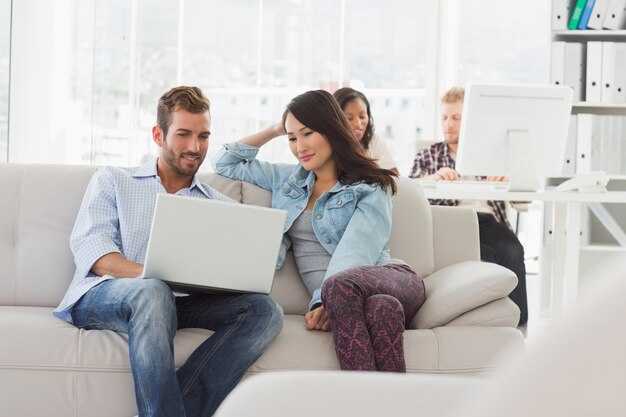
[{"x1": 417, "y1": 179, "x2": 510, "y2": 191}]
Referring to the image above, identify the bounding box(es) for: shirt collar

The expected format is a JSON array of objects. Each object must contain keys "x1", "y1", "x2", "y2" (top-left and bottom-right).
[
  {"x1": 133, "y1": 157, "x2": 159, "y2": 178},
  {"x1": 132, "y1": 157, "x2": 211, "y2": 198}
]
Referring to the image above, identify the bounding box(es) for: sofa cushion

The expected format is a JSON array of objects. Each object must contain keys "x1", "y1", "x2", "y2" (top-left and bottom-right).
[
  {"x1": 249, "y1": 316, "x2": 524, "y2": 375},
  {"x1": 446, "y1": 297, "x2": 520, "y2": 327},
  {"x1": 411, "y1": 261, "x2": 518, "y2": 329},
  {"x1": 388, "y1": 177, "x2": 434, "y2": 278},
  {"x1": 0, "y1": 164, "x2": 97, "y2": 307}
]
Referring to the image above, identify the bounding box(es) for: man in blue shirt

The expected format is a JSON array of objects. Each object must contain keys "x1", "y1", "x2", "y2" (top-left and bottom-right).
[{"x1": 54, "y1": 86, "x2": 283, "y2": 417}]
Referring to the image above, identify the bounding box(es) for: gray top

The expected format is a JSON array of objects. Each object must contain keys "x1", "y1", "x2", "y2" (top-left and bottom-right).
[{"x1": 287, "y1": 210, "x2": 331, "y2": 297}]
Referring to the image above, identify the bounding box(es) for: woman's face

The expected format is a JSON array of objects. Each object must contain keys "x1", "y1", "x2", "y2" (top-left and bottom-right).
[
  {"x1": 285, "y1": 112, "x2": 335, "y2": 175},
  {"x1": 342, "y1": 98, "x2": 369, "y2": 142}
]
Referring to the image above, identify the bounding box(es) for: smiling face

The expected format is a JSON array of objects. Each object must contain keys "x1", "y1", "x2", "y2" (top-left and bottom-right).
[
  {"x1": 342, "y1": 98, "x2": 369, "y2": 142},
  {"x1": 285, "y1": 112, "x2": 335, "y2": 176},
  {"x1": 153, "y1": 109, "x2": 211, "y2": 179}
]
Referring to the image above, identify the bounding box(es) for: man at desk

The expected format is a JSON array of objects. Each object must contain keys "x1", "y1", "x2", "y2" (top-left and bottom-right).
[{"x1": 409, "y1": 87, "x2": 528, "y2": 326}]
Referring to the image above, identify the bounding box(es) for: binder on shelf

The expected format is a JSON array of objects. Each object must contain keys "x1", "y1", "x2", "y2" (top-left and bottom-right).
[
  {"x1": 599, "y1": 115, "x2": 625, "y2": 173},
  {"x1": 586, "y1": 41, "x2": 603, "y2": 102},
  {"x1": 553, "y1": 0, "x2": 577, "y2": 30},
  {"x1": 613, "y1": 43, "x2": 626, "y2": 103},
  {"x1": 569, "y1": 0, "x2": 589, "y2": 29},
  {"x1": 551, "y1": 41, "x2": 566, "y2": 87},
  {"x1": 565, "y1": 42, "x2": 585, "y2": 101},
  {"x1": 600, "y1": 42, "x2": 626, "y2": 103},
  {"x1": 603, "y1": 0, "x2": 626, "y2": 29},
  {"x1": 601, "y1": 42, "x2": 616, "y2": 102},
  {"x1": 576, "y1": 113, "x2": 594, "y2": 174},
  {"x1": 563, "y1": 115, "x2": 578, "y2": 175},
  {"x1": 578, "y1": 0, "x2": 597, "y2": 28},
  {"x1": 579, "y1": 205, "x2": 591, "y2": 248},
  {"x1": 588, "y1": 0, "x2": 611, "y2": 29},
  {"x1": 593, "y1": 115, "x2": 606, "y2": 170}
]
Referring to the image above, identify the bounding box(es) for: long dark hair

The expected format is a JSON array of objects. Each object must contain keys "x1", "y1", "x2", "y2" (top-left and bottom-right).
[
  {"x1": 333, "y1": 87, "x2": 375, "y2": 149},
  {"x1": 282, "y1": 90, "x2": 397, "y2": 195}
]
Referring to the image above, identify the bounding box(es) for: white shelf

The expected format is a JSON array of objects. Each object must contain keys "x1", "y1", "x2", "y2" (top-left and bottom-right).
[
  {"x1": 547, "y1": 175, "x2": 626, "y2": 181},
  {"x1": 571, "y1": 102, "x2": 626, "y2": 115},
  {"x1": 580, "y1": 244, "x2": 626, "y2": 252},
  {"x1": 553, "y1": 30, "x2": 626, "y2": 39}
]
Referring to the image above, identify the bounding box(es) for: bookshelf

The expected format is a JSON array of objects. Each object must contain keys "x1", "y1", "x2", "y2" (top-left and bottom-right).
[{"x1": 549, "y1": 0, "x2": 626, "y2": 289}]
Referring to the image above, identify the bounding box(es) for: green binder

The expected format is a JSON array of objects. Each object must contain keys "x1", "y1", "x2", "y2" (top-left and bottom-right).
[{"x1": 568, "y1": 0, "x2": 588, "y2": 30}]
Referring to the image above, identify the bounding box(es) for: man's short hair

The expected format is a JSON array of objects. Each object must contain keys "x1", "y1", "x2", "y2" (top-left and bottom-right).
[
  {"x1": 441, "y1": 87, "x2": 465, "y2": 104},
  {"x1": 157, "y1": 86, "x2": 210, "y2": 137}
]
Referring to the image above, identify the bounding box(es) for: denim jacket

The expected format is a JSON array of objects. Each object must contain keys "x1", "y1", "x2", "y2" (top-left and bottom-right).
[{"x1": 213, "y1": 142, "x2": 393, "y2": 309}]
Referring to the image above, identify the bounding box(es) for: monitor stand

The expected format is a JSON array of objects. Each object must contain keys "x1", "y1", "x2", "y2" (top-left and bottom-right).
[{"x1": 508, "y1": 129, "x2": 539, "y2": 192}]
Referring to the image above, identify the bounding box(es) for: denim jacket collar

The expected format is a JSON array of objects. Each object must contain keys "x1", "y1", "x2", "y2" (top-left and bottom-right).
[{"x1": 286, "y1": 165, "x2": 351, "y2": 195}]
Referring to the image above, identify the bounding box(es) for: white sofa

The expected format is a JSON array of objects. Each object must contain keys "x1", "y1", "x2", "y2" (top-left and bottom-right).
[
  {"x1": 215, "y1": 273, "x2": 626, "y2": 417},
  {"x1": 0, "y1": 163, "x2": 524, "y2": 417}
]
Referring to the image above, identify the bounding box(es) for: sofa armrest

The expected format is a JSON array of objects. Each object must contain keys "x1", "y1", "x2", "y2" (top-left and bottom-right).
[
  {"x1": 446, "y1": 297, "x2": 520, "y2": 327},
  {"x1": 411, "y1": 261, "x2": 517, "y2": 329},
  {"x1": 431, "y1": 206, "x2": 480, "y2": 270}
]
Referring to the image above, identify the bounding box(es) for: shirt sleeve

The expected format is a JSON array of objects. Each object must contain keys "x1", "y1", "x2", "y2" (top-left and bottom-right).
[
  {"x1": 409, "y1": 148, "x2": 432, "y2": 178},
  {"x1": 212, "y1": 141, "x2": 295, "y2": 191},
  {"x1": 368, "y1": 134, "x2": 397, "y2": 170},
  {"x1": 70, "y1": 168, "x2": 123, "y2": 279}
]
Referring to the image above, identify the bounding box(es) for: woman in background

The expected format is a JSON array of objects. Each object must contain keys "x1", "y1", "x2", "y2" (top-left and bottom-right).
[
  {"x1": 213, "y1": 90, "x2": 425, "y2": 372},
  {"x1": 333, "y1": 87, "x2": 399, "y2": 174}
]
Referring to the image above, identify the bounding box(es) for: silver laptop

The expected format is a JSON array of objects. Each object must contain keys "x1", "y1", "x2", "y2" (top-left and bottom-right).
[{"x1": 143, "y1": 193, "x2": 287, "y2": 294}]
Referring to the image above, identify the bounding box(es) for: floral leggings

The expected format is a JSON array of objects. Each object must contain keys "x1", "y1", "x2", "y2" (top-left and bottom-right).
[{"x1": 321, "y1": 263, "x2": 425, "y2": 372}]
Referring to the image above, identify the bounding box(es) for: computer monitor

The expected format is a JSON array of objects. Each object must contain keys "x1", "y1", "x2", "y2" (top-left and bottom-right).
[{"x1": 455, "y1": 84, "x2": 573, "y2": 191}]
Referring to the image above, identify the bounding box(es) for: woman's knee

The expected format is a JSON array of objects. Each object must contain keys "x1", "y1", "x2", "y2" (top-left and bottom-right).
[{"x1": 364, "y1": 294, "x2": 404, "y2": 322}]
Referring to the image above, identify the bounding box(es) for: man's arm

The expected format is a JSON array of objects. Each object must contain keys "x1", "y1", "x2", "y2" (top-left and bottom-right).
[
  {"x1": 409, "y1": 147, "x2": 460, "y2": 180},
  {"x1": 71, "y1": 168, "x2": 139, "y2": 280},
  {"x1": 91, "y1": 253, "x2": 143, "y2": 278}
]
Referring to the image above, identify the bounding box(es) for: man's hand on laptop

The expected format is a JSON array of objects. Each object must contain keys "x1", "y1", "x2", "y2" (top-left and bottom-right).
[{"x1": 91, "y1": 253, "x2": 144, "y2": 279}]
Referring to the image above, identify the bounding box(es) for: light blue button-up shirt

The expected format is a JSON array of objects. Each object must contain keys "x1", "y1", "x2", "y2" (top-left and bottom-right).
[
  {"x1": 213, "y1": 142, "x2": 394, "y2": 309},
  {"x1": 53, "y1": 158, "x2": 233, "y2": 323}
]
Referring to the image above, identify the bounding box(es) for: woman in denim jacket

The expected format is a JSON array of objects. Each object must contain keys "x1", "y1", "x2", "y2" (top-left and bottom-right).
[{"x1": 213, "y1": 90, "x2": 425, "y2": 372}]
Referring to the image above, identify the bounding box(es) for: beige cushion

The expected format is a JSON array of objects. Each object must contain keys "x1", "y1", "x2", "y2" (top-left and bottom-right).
[
  {"x1": 412, "y1": 261, "x2": 518, "y2": 329},
  {"x1": 446, "y1": 297, "x2": 520, "y2": 327},
  {"x1": 388, "y1": 177, "x2": 434, "y2": 278}
]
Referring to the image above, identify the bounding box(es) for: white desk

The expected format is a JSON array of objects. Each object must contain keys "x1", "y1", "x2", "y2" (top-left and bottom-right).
[{"x1": 420, "y1": 184, "x2": 626, "y2": 316}]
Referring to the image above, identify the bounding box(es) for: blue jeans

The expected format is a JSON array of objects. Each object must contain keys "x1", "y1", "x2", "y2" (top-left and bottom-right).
[{"x1": 71, "y1": 278, "x2": 283, "y2": 417}]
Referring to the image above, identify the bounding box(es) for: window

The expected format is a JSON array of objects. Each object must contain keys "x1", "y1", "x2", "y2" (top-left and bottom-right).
[
  {"x1": 5, "y1": 0, "x2": 551, "y2": 174},
  {"x1": 0, "y1": 0, "x2": 10, "y2": 162},
  {"x1": 452, "y1": 0, "x2": 550, "y2": 86},
  {"x1": 343, "y1": 0, "x2": 430, "y2": 174}
]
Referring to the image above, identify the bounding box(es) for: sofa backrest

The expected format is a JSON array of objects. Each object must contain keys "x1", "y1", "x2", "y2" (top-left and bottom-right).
[
  {"x1": 0, "y1": 163, "x2": 96, "y2": 307},
  {"x1": 0, "y1": 164, "x2": 435, "y2": 315}
]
